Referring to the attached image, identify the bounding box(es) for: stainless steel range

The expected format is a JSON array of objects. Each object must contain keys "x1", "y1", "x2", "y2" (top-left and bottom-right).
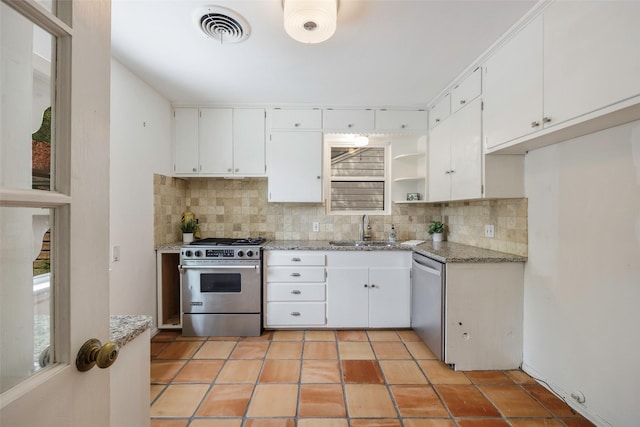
[{"x1": 179, "y1": 237, "x2": 266, "y2": 337}]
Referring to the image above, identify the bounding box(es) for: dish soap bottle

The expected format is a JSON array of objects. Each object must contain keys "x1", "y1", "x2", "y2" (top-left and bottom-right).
[{"x1": 389, "y1": 224, "x2": 397, "y2": 242}]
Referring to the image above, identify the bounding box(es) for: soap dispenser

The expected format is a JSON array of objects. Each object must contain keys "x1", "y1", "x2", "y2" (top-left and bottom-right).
[{"x1": 389, "y1": 224, "x2": 397, "y2": 242}]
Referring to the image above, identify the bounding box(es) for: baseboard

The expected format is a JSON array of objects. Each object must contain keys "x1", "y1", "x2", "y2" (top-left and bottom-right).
[{"x1": 522, "y1": 363, "x2": 611, "y2": 427}]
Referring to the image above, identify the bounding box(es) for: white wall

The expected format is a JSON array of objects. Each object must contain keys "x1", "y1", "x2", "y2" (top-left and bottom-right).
[
  {"x1": 110, "y1": 58, "x2": 171, "y2": 326},
  {"x1": 524, "y1": 120, "x2": 640, "y2": 426}
]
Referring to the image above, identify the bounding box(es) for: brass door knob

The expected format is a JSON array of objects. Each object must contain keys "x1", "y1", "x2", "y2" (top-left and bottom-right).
[{"x1": 76, "y1": 338, "x2": 119, "y2": 372}]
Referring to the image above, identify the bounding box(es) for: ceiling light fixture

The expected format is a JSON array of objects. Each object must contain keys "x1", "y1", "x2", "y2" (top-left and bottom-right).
[
  {"x1": 283, "y1": 0, "x2": 337, "y2": 44},
  {"x1": 354, "y1": 135, "x2": 369, "y2": 147}
]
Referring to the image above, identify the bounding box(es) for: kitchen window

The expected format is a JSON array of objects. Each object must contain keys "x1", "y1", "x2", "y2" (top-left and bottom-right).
[{"x1": 324, "y1": 135, "x2": 391, "y2": 215}]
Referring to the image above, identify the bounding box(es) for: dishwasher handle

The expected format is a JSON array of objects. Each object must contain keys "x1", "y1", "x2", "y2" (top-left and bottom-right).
[{"x1": 412, "y1": 261, "x2": 441, "y2": 276}]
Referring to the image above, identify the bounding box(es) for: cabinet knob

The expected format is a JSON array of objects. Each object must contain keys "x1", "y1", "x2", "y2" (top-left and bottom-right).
[
  {"x1": 459, "y1": 99, "x2": 466, "y2": 105},
  {"x1": 227, "y1": 168, "x2": 233, "y2": 172},
  {"x1": 235, "y1": 168, "x2": 239, "y2": 172},
  {"x1": 348, "y1": 123, "x2": 353, "y2": 128},
  {"x1": 192, "y1": 167, "x2": 197, "y2": 172},
  {"x1": 291, "y1": 257, "x2": 301, "y2": 262},
  {"x1": 401, "y1": 124, "x2": 406, "y2": 128},
  {"x1": 435, "y1": 118, "x2": 440, "y2": 123},
  {"x1": 291, "y1": 290, "x2": 302, "y2": 295},
  {"x1": 364, "y1": 284, "x2": 368, "y2": 288},
  {"x1": 449, "y1": 169, "x2": 455, "y2": 174},
  {"x1": 290, "y1": 312, "x2": 301, "y2": 316},
  {"x1": 291, "y1": 272, "x2": 301, "y2": 277},
  {"x1": 316, "y1": 176, "x2": 321, "y2": 179},
  {"x1": 543, "y1": 116, "x2": 552, "y2": 124},
  {"x1": 445, "y1": 171, "x2": 450, "y2": 175},
  {"x1": 294, "y1": 123, "x2": 300, "y2": 127},
  {"x1": 531, "y1": 121, "x2": 540, "y2": 128},
  {"x1": 370, "y1": 284, "x2": 376, "y2": 288}
]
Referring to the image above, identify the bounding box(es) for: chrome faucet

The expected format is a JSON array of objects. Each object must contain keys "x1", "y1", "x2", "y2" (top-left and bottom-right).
[{"x1": 360, "y1": 215, "x2": 372, "y2": 241}]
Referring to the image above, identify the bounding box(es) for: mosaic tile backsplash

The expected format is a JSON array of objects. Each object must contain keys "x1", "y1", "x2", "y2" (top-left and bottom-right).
[{"x1": 154, "y1": 174, "x2": 527, "y2": 256}]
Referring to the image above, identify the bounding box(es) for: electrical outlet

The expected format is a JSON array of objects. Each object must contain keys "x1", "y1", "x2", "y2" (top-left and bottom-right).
[
  {"x1": 112, "y1": 245, "x2": 120, "y2": 262},
  {"x1": 312, "y1": 222, "x2": 319, "y2": 232},
  {"x1": 484, "y1": 224, "x2": 495, "y2": 238}
]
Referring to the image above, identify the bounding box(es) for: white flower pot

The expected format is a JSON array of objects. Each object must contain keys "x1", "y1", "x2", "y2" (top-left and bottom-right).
[
  {"x1": 183, "y1": 232, "x2": 194, "y2": 244},
  {"x1": 432, "y1": 232, "x2": 443, "y2": 242}
]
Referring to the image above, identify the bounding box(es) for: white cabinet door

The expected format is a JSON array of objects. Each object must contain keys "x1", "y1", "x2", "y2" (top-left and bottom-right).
[
  {"x1": 326, "y1": 268, "x2": 369, "y2": 328},
  {"x1": 173, "y1": 108, "x2": 199, "y2": 174},
  {"x1": 483, "y1": 15, "x2": 543, "y2": 150},
  {"x1": 323, "y1": 109, "x2": 375, "y2": 132},
  {"x1": 451, "y1": 67, "x2": 482, "y2": 114},
  {"x1": 233, "y1": 108, "x2": 266, "y2": 175},
  {"x1": 450, "y1": 97, "x2": 482, "y2": 201},
  {"x1": 544, "y1": 1, "x2": 640, "y2": 127},
  {"x1": 427, "y1": 118, "x2": 452, "y2": 202},
  {"x1": 199, "y1": 108, "x2": 233, "y2": 174},
  {"x1": 368, "y1": 268, "x2": 411, "y2": 328},
  {"x1": 270, "y1": 109, "x2": 322, "y2": 129},
  {"x1": 429, "y1": 94, "x2": 451, "y2": 129},
  {"x1": 376, "y1": 109, "x2": 428, "y2": 131},
  {"x1": 268, "y1": 131, "x2": 323, "y2": 202}
]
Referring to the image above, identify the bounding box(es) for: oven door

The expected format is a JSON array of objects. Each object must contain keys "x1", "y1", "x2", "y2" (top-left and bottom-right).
[{"x1": 181, "y1": 264, "x2": 261, "y2": 314}]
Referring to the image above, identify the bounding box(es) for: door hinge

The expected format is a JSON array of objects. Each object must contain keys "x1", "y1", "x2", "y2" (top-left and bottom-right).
[
  {"x1": 481, "y1": 184, "x2": 484, "y2": 195},
  {"x1": 173, "y1": 111, "x2": 175, "y2": 118},
  {"x1": 481, "y1": 101, "x2": 484, "y2": 111}
]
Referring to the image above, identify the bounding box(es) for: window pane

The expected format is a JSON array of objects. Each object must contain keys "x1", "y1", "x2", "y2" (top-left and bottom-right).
[
  {"x1": 0, "y1": 207, "x2": 54, "y2": 393},
  {"x1": 331, "y1": 147, "x2": 385, "y2": 177},
  {"x1": 1, "y1": 3, "x2": 55, "y2": 191},
  {"x1": 331, "y1": 181, "x2": 385, "y2": 211}
]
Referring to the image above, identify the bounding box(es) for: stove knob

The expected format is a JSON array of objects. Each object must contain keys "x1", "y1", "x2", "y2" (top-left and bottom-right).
[
  {"x1": 237, "y1": 250, "x2": 244, "y2": 257},
  {"x1": 184, "y1": 250, "x2": 193, "y2": 258},
  {"x1": 246, "y1": 250, "x2": 254, "y2": 258},
  {"x1": 195, "y1": 250, "x2": 203, "y2": 257}
]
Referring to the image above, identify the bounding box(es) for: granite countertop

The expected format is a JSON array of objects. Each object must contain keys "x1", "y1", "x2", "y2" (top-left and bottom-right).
[
  {"x1": 156, "y1": 242, "x2": 183, "y2": 251},
  {"x1": 110, "y1": 315, "x2": 153, "y2": 348},
  {"x1": 264, "y1": 240, "x2": 527, "y2": 263}
]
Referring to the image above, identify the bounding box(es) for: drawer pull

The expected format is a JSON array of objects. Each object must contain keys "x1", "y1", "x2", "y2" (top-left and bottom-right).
[
  {"x1": 291, "y1": 290, "x2": 302, "y2": 295},
  {"x1": 291, "y1": 257, "x2": 301, "y2": 262},
  {"x1": 291, "y1": 272, "x2": 301, "y2": 277},
  {"x1": 290, "y1": 312, "x2": 301, "y2": 316}
]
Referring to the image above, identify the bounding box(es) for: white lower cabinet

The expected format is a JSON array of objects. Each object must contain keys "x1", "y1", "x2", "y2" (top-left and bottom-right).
[
  {"x1": 444, "y1": 262, "x2": 524, "y2": 370},
  {"x1": 264, "y1": 251, "x2": 327, "y2": 328},
  {"x1": 326, "y1": 251, "x2": 411, "y2": 328}
]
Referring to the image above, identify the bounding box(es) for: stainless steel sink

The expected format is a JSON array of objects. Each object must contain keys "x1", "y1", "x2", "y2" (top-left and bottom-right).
[{"x1": 329, "y1": 240, "x2": 396, "y2": 247}]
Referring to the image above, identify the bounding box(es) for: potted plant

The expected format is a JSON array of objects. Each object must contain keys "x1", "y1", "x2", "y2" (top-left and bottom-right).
[
  {"x1": 178, "y1": 217, "x2": 199, "y2": 243},
  {"x1": 428, "y1": 220, "x2": 445, "y2": 242}
]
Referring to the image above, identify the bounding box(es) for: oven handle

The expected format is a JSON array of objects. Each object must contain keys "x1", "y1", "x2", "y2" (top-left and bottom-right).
[{"x1": 178, "y1": 264, "x2": 258, "y2": 273}]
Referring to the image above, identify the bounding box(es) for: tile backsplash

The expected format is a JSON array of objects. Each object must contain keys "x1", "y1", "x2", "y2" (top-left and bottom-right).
[{"x1": 154, "y1": 174, "x2": 528, "y2": 256}]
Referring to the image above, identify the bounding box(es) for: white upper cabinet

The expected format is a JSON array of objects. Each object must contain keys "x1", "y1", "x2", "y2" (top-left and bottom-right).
[
  {"x1": 233, "y1": 108, "x2": 266, "y2": 175},
  {"x1": 268, "y1": 131, "x2": 323, "y2": 202},
  {"x1": 451, "y1": 67, "x2": 482, "y2": 114},
  {"x1": 429, "y1": 94, "x2": 451, "y2": 129},
  {"x1": 199, "y1": 108, "x2": 233, "y2": 174},
  {"x1": 543, "y1": 1, "x2": 640, "y2": 126},
  {"x1": 323, "y1": 109, "x2": 375, "y2": 132},
  {"x1": 428, "y1": 98, "x2": 482, "y2": 202},
  {"x1": 270, "y1": 108, "x2": 322, "y2": 130},
  {"x1": 173, "y1": 108, "x2": 200, "y2": 174},
  {"x1": 376, "y1": 109, "x2": 428, "y2": 132},
  {"x1": 483, "y1": 15, "x2": 543, "y2": 150},
  {"x1": 173, "y1": 108, "x2": 265, "y2": 176}
]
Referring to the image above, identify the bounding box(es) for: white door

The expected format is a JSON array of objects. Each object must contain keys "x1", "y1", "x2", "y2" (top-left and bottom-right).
[
  {"x1": 326, "y1": 268, "x2": 368, "y2": 328},
  {"x1": 449, "y1": 97, "x2": 482, "y2": 201},
  {"x1": 1, "y1": 1, "x2": 111, "y2": 426},
  {"x1": 428, "y1": 118, "x2": 452, "y2": 202},
  {"x1": 173, "y1": 108, "x2": 199, "y2": 174},
  {"x1": 199, "y1": 108, "x2": 233, "y2": 174},
  {"x1": 233, "y1": 108, "x2": 266, "y2": 175},
  {"x1": 368, "y1": 268, "x2": 411, "y2": 328}
]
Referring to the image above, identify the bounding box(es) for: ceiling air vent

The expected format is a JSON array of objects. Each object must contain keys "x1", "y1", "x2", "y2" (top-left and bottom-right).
[{"x1": 196, "y1": 6, "x2": 250, "y2": 44}]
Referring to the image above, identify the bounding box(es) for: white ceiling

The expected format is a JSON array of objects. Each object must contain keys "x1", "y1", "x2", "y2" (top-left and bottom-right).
[{"x1": 111, "y1": 0, "x2": 536, "y2": 108}]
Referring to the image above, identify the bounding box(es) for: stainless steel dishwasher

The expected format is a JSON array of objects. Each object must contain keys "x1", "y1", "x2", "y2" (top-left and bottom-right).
[{"x1": 411, "y1": 252, "x2": 445, "y2": 360}]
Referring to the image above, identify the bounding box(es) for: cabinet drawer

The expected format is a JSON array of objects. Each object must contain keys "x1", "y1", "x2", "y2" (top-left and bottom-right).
[
  {"x1": 266, "y1": 267, "x2": 325, "y2": 282},
  {"x1": 267, "y1": 283, "x2": 326, "y2": 302},
  {"x1": 376, "y1": 109, "x2": 428, "y2": 131},
  {"x1": 270, "y1": 109, "x2": 322, "y2": 129},
  {"x1": 266, "y1": 302, "x2": 326, "y2": 326},
  {"x1": 267, "y1": 252, "x2": 326, "y2": 266},
  {"x1": 429, "y1": 94, "x2": 451, "y2": 129}
]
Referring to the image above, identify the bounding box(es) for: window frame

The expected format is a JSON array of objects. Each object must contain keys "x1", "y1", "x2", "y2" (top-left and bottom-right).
[
  {"x1": 323, "y1": 135, "x2": 391, "y2": 216},
  {"x1": 0, "y1": 0, "x2": 73, "y2": 400}
]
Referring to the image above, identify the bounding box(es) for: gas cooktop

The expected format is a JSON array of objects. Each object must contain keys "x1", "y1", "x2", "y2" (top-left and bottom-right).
[{"x1": 186, "y1": 237, "x2": 267, "y2": 247}]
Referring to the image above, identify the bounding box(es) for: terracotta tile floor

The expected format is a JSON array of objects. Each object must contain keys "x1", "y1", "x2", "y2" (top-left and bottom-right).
[{"x1": 150, "y1": 329, "x2": 594, "y2": 427}]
